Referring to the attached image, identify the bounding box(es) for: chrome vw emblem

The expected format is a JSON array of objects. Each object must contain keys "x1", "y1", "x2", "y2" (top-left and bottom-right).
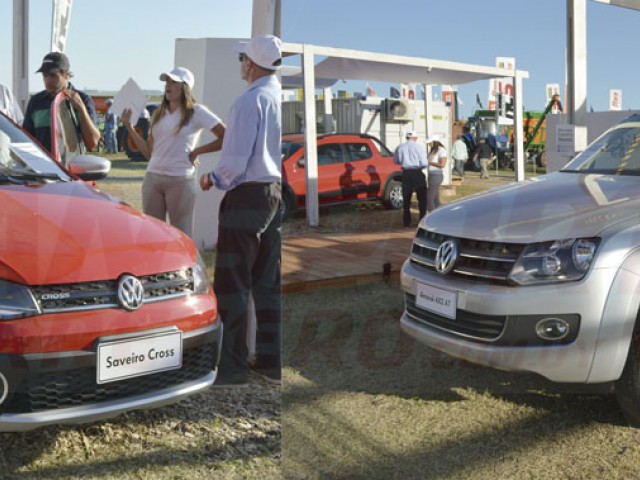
[
  {"x1": 435, "y1": 239, "x2": 458, "y2": 274},
  {"x1": 117, "y1": 275, "x2": 145, "y2": 311}
]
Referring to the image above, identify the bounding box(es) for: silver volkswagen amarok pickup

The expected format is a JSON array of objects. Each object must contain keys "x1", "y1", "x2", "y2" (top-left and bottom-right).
[{"x1": 400, "y1": 114, "x2": 640, "y2": 425}]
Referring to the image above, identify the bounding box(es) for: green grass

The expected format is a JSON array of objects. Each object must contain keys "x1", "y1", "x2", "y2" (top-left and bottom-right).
[
  {"x1": 95, "y1": 153, "x2": 146, "y2": 211},
  {"x1": 283, "y1": 280, "x2": 640, "y2": 480}
]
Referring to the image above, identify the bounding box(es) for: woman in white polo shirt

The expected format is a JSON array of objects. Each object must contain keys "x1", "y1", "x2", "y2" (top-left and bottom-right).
[
  {"x1": 123, "y1": 67, "x2": 225, "y2": 238},
  {"x1": 425, "y1": 135, "x2": 448, "y2": 213}
]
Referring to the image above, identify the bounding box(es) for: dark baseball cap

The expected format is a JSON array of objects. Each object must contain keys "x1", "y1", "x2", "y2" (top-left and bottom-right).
[{"x1": 36, "y1": 52, "x2": 70, "y2": 74}]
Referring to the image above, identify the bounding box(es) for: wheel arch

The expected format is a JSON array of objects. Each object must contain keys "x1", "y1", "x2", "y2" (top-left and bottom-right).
[{"x1": 588, "y1": 251, "x2": 640, "y2": 383}]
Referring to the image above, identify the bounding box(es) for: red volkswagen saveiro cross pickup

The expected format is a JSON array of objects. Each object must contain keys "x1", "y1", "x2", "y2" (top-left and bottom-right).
[{"x1": 0, "y1": 104, "x2": 220, "y2": 431}]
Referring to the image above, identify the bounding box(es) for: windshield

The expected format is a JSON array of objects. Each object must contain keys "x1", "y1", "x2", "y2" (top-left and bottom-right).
[
  {"x1": 281, "y1": 141, "x2": 302, "y2": 161},
  {"x1": 0, "y1": 114, "x2": 70, "y2": 182},
  {"x1": 563, "y1": 126, "x2": 640, "y2": 175}
]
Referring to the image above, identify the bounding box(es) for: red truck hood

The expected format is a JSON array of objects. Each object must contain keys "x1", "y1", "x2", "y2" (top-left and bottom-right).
[{"x1": 0, "y1": 182, "x2": 197, "y2": 285}]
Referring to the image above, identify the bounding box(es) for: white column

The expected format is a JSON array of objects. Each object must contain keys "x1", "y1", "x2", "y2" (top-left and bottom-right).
[
  {"x1": 302, "y1": 44, "x2": 319, "y2": 226},
  {"x1": 566, "y1": 0, "x2": 587, "y2": 126},
  {"x1": 512, "y1": 71, "x2": 525, "y2": 182},
  {"x1": 423, "y1": 84, "x2": 433, "y2": 137},
  {"x1": 12, "y1": 0, "x2": 29, "y2": 112},
  {"x1": 251, "y1": 0, "x2": 281, "y2": 37},
  {"x1": 323, "y1": 87, "x2": 334, "y2": 133}
]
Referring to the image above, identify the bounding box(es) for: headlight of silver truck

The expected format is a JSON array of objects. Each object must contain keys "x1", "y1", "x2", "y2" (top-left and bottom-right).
[
  {"x1": 0, "y1": 280, "x2": 40, "y2": 320},
  {"x1": 509, "y1": 238, "x2": 599, "y2": 285}
]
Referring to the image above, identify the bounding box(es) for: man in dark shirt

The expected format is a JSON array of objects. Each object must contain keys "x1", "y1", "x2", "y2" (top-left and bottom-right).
[
  {"x1": 23, "y1": 52, "x2": 100, "y2": 156},
  {"x1": 472, "y1": 137, "x2": 494, "y2": 179}
]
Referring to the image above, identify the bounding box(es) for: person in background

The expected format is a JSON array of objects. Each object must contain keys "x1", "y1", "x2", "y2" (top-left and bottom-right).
[
  {"x1": 425, "y1": 136, "x2": 448, "y2": 213},
  {"x1": 0, "y1": 83, "x2": 24, "y2": 123},
  {"x1": 104, "y1": 99, "x2": 118, "y2": 154},
  {"x1": 200, "y1": 34, "x2": 283, "y2": 386},
  {"x1": 23, "y1": 52, "x2": 100, "y2": 155},
  {"x1": 393, "y1": 131, "x2": 428, "y2": 227},
  {"x1": 122, "y1": 66, "x2": 225, "y2": 238},
  {"x1": 472, "y1": 136, "x2": 494, "y2": 180},
  {"x1": 550, "y1": 93, "x2": 563, "y2": 114},
  {"x1": 451, "y1": 134, "x2": 468, "y2": 178}
]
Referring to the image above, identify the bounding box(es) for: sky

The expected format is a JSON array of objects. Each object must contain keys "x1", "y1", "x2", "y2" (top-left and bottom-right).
[{"x1": 1, "y1": 0, "x2": 639, "y2": 118}]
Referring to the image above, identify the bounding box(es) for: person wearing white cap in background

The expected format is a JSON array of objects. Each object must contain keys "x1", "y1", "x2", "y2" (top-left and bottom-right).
[
  {"x1": 122, "y1": 66, "x2": 226, "y2": 238},
  {"x1": 393, "y1": 130, "x2": 428, "y2": 227},
  {"x1": 200, "y1": 34, "x2": 282, "y2": 386},
  {"x1": 425, "y1": 135, "x2": 448, "y2": 213}
]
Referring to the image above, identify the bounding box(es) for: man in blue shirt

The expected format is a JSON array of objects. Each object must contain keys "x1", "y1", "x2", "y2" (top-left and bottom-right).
[
  {"x1": 394, "y1": 131, "x2": 428, "y2": 226},
  {"x1": 23, "y1": 52, "x2": 100, "y2": 156},
  {"x1": 200, "y1": 34, "x2": 282, "y2": 385},
  {"x1": 104, "y1": 99, "x2": 118, "y2": 154}
]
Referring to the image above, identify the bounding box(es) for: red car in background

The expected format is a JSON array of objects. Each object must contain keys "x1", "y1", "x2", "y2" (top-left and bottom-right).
[{"x1": 281, "y1": 133, "x2": 403, "y2": 218}]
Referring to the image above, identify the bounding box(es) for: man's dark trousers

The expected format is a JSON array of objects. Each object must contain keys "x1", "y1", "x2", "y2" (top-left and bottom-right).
[
  {"x1": 214, "y1": 182, "x2": 282, "y2": 382},
  {"x1": 401, "y1": 169, "x2": 427, "y2": 227}
]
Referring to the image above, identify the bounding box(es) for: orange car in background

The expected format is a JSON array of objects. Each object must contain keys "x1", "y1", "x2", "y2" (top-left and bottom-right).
[{"x1": 280, "y1": 133, "x2": 403, "y2": 218}]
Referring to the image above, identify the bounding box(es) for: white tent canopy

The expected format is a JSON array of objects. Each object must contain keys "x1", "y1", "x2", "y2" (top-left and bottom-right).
[
  {"x1": 312, "y1": 56, "x2": 518, "y2": 86},
  {"x1": 280, "y1": 42, "x2": 529, "y2": 226},
  {"x1": 282, "y1": 44, "x2": 528, "y2": 87}
]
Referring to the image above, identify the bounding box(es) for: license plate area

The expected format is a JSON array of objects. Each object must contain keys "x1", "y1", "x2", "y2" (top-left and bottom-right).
[
  {"x1": 415, "y1": 282, "x2": 457, "y2": 320},
  {"x1": 97, "y1": 330, "x2": 183, "y2": 384}
]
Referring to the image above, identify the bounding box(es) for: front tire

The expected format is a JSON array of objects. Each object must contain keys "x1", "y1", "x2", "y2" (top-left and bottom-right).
[
  {"x1": 383, "y1": 180, "x2": 403, "y2": 210},
  {"x1": 615, "y1": 326, "x2": 640, "y2": 426}
]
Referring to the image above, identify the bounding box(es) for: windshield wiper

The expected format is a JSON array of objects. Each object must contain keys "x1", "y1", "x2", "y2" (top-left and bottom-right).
[{"x1": 0, "y1": 169, "x2": 67, "y2": 184}]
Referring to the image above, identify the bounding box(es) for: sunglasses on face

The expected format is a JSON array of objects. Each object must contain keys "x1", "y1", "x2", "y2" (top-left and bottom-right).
[{"x1": 238, "y1": 53, "x2": 246, "y2": 62}]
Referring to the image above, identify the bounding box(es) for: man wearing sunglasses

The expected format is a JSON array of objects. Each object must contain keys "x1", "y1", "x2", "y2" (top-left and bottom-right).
[{"x1": 200, "y1": 34, "x2": 282, "y2": 386}]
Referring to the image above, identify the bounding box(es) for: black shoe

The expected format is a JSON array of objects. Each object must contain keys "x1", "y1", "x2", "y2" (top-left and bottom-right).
[{"x1": 213, "y1": 368, "x2": 249, "y2": 387}]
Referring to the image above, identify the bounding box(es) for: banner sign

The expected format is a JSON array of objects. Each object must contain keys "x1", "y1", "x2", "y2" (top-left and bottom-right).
[
  {"x1": 52, "y1": 0, "x2": 73, "y2": 53},
  {"x1": 487, "y1": 57, "x2": 515, "y2": 111},
  {"x1": 609, "y1": 89, "x2": 622, "y2": 111}
]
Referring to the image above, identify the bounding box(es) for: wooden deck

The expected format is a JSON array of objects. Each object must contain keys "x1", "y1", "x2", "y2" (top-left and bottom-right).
[{"x1": 282, "y1": 228, "x2": 415, "y2": 292}]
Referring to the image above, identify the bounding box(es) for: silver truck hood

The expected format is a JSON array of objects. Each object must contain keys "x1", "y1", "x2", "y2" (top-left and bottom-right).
[{"x1": 425, "y1": 172, "x2": 640, "y2": 242}]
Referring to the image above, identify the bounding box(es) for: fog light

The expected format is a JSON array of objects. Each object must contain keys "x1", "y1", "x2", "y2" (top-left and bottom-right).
[
  {"x1": 536, "y1": 318, "x2": 570, "y2": 341},
  {"x1": 0, "y1": 372, "x2": 7, "y2": 405}
]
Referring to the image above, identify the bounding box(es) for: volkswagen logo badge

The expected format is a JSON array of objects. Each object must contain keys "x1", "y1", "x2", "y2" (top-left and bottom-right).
[
  {"x1": 117, "y1": 275, "x2": 145, "y2": 311},
  {"x1": 435, "y1": 239, "x2": 458, "y2": 275}
]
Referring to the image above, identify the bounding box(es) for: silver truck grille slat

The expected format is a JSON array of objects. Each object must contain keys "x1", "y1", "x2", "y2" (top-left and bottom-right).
[{"x1": 409, "y1": 228, "x2": 525, "y2": 284}]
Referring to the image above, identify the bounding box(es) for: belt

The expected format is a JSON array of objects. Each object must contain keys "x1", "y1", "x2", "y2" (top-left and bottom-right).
[
  {"x1": 233, "y1": 181, "x2": 278, "y2": 191},
  {"x1": 238, "y1": 181, "x2": 274, "y2": 187}
]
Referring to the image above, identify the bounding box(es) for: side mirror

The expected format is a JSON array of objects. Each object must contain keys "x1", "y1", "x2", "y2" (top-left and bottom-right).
[
  {"x1": 297, "y1": 157, "x2": 306, "y2": 168},
  {"x1": 68, "y1": 154, "x2": 111, "y2": 181}
]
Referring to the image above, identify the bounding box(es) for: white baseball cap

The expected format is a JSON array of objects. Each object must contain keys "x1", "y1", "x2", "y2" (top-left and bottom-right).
[
  {"x1": 235, "y1": 34, "x2": 282, "y2": 71},
  {"x1": 426, "y1": 135, "x2": 440, "y2": 143},
  {"x1": 159, "y1": 67, "x2": 195, "y2": 90},
  {"x1": 405, "y1": 131, "x2": 417, "y2": 138}
]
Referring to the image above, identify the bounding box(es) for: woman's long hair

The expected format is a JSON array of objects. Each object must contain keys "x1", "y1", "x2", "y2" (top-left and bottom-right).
[
  {"x1": 428, "y1": 140, "x2": 444, "y2": 155},
  {"x1": 150, "y1": 82, "x2": 196, "y2": 134}
]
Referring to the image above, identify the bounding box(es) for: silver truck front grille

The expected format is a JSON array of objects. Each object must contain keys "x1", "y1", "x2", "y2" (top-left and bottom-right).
[{"x1": 409, "y1": 228, "x2": 525, "y2": 284}]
